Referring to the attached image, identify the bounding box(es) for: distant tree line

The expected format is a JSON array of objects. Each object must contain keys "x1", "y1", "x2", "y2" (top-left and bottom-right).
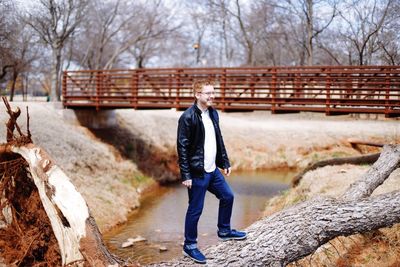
[{"x1": 0, "y1": 0, "x2": 399, "y2": 101}]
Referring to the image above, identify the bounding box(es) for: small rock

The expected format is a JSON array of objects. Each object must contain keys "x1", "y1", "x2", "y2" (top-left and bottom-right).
[
  {"x1": 121, "y1": 236, "x2": 147, "y2": 248},
  {"x1": 121, "y1": 240, "x2": 134, "y2": 248},
  {"x1": 339, "y1": 169, "x2": 347, "y2": 173},
  {"x1": 159, "y1": 246, "x2": 168, "y2": 252}
]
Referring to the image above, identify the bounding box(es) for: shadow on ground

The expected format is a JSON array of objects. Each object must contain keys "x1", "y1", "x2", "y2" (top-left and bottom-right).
[{"x1": 88, "y1": 123, "x2": 179, "y2": 184}]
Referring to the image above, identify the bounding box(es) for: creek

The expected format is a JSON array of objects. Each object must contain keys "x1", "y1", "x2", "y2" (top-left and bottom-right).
[{"x1": 103, "y1": 170, "x2": 295, "y2": 265}]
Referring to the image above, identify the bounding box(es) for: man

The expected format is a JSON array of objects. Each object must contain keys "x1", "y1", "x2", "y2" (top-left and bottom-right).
[{"x1": 177, "y1": 79, "x2": 247, "y2": 264}]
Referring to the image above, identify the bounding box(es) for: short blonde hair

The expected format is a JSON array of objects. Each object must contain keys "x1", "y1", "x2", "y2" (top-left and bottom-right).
[{"x1": 192, "y1": 79, "x2": 215, "y2": 95}]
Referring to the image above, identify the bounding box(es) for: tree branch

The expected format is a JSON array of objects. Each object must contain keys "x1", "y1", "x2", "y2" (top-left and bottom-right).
[{"x1": 343, "y1": 145, "x2": 400, "y2": 200}]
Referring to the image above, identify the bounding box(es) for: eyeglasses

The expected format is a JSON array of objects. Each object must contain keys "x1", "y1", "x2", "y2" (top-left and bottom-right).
[{"x1": 199, "y1": 91, "x2": 215, "y2": 96}]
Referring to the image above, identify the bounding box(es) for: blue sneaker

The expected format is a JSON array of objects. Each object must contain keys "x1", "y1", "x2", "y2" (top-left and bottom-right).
[
  {"x1": 183, "y1": 246, "x2": 206, "y2": 264},
  {"x1": 217, "y1": 229, "x2": 247, "y2": 241}
]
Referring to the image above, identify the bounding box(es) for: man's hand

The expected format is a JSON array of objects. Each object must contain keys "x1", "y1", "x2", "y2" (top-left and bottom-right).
[
  {"x1": 182, "y1": 179, "x2": 192, "y2": 189},
  {"x1": 224, "y1": 167, "x2": 232, "y2": 176}
]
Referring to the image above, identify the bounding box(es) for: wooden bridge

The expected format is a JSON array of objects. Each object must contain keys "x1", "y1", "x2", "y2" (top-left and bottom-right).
[{"x1": 62, "y1": 66, "x2": 400, "y2": 117}]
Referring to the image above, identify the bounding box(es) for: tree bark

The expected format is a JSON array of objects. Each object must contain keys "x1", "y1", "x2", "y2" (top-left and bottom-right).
[
  {"x1": 342, "y1": 145, "x2": 400, "y2": 200},
  {"x1": 50, "y1": 47, "x2": 62, "y2": 102},
  {"x1": 9, "y1": 69, "x2": 18, "y2": 102},
  {"x1": 155, "y1": 145, "x2": 400, "y2": 266}
]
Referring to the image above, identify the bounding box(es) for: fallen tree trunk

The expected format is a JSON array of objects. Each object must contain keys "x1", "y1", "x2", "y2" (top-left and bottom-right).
[
  {"x1": 291, "y1": 152, "x2": 380, "y2": 187},
  {"x1": 10, "y1": 144, "x2": 123, "y2": 266},
  {"x1": 0, "y1": 98, "x2": 125, "y2": 266},
  {"x1": 204, "y1": 192, "x2": 400, "y2": 267},
  {"x1": 156, "y1": 145, "x2": 400, "y2": 266}
]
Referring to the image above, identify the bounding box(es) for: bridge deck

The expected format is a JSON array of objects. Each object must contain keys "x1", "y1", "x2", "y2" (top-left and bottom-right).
[{"x1": 62, "y1": 66, "x2": 400, "y2": 117}]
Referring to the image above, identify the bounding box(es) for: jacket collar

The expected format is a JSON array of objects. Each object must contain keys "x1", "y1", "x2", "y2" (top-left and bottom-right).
[{"x1": 193, "y1": 101, "x2": 214, "y2": 115}]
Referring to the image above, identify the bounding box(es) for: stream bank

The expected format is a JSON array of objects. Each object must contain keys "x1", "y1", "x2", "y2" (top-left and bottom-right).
[{"x1": 1, "y1": 102, "x2": 399, "y2": 233}]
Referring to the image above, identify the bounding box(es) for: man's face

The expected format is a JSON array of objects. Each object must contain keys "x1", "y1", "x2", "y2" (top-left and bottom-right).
[{"x1": 196, "y1": 85, "x2": 215, "y2": 108}]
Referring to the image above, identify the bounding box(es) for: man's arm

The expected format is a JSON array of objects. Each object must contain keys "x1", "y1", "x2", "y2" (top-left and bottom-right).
[
  {"x1": 177, "y1": 115, "x2": 192, "y2": 183},
  {"x1": 213, "y1": 110, "x2": 231, "y2": 172}
]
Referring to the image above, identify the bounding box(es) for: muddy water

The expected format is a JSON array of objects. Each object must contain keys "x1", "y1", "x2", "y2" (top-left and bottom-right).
[{"x1": 103, "y1": 170, "x2": 295, "y2": 265}]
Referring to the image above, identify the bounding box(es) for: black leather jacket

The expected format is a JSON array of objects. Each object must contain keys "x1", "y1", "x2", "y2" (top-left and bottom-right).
[{"x1": 177, "y1": 104, "x2": 230, "y2": 181}]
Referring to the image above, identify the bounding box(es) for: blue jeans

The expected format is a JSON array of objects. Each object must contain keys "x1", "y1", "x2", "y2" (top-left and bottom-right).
[{"x1": 184, "y1": 168, "x2": 234, "y2": 247}]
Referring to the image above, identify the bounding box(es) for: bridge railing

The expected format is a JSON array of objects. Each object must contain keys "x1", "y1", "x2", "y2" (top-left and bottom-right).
[{"x1": 62, "y1": 66, "x2": 400, "y2": 117}]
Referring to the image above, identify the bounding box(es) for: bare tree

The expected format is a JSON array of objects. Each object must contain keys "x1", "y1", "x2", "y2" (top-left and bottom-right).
[
  {"x1": 2, "y1": 16, "x2": 41, "y2": 102},
  {"x1": 338, "y1": 0, "x2": 394, "y2": 65},
  {"x1": 230, "y1": 0, "x2": 255, "y2": 65},
  {"x1": 248, "y1": 1, "x2": 289, "y2": 66},
  {"x1": 0, "y1": 0, "x2": 16, "y2": 83},
  {"x1": 72, "y1": 0, "x2": 180, "y2": 70},
  {"x1": 69, "y1": 0, "x2": 136, "y2": 70},
  {"x1": 24, "y1": 0, "x2": 88, "y2": 101},
  {"x1": 125, "y1": 0, "x2": 182, "y2": 69},
  {"x1": 0, "y1": 0, "x2": 39, "y2": 101},
  {"x1": 376, "y1": 1, "x2": 400, "y2": 65},
  {"x1": 184, "y1": 1, "x2": 208, "y2": 66},
  {"x1": 211, "y1": 0, "x2": 257, "y2": 65},
  {"x1": 275, "y1": 0, "x2": 338, "y2": 66}
]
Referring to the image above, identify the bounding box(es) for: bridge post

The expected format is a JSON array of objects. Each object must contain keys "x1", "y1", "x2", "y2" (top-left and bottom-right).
[
  {"x1": 271, "y1": 68, "x2": 277, "y2": 114},
  {"x1": 325, "y1": 71, "x2": 331, "y2": 115},
  {"x1": 132, "y1": 70, "x2": 139, "y2": 109},
  {"x1": 95, "y1": 70, "x2": 103, "y2": 110},
  {"x1": 385, "y1": 72, "x2": 390, "y2": 118},
  {"x1": 62, "y1": 71, "x2": 67, "y2": 106},
  {"x1": 221, "y1": 69, "x2": 226, "y2": 111},
  {"x1": 175, "y1": 69, "x2": 181, "y2": 109}
]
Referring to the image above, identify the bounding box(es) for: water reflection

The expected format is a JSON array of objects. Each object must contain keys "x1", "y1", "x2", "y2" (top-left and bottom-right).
[{"x1": 103, "y1": 170, "x2": 295, "y2": 265}]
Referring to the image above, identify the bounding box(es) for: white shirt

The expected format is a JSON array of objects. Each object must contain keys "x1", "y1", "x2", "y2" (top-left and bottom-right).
[{"x1": 201, "y1": 109, "x2": 217, "y2": 172}]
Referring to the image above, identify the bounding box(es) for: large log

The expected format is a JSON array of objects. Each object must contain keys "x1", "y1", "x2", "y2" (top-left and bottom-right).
[
  {"x1": 0, "y1": 98, "x2": 124, "y2": 266},
  {"x1": 8, "y1": 143, "x2": 123, "y2": 266},
  {"x1": 155, "y1": 145, "x2": 400, "y2": 266},
  {"x1": 203, "y1": 192, "x2": 400, "y2": 267}
]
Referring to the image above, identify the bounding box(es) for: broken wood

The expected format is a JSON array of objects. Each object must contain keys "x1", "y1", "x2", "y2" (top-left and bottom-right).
[
  {"x1": 291, "y1": 152, "x2": 381, "y2": 187},
  {"x1": 0, "y1": 99, "x2": 125, "y2": 266}
]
